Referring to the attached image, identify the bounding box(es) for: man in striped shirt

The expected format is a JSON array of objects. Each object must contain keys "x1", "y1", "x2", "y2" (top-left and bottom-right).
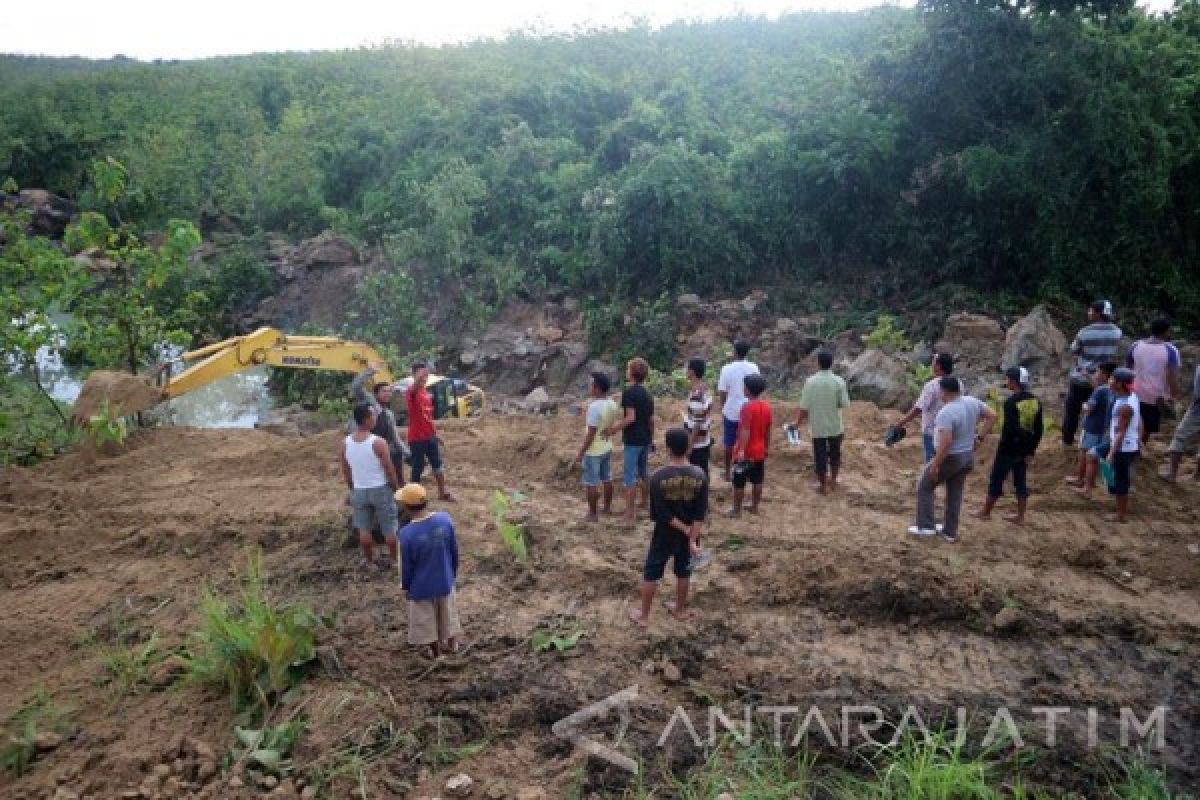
[{"x1": 1063, "y1": 300, "x2": 1122, "y2": 446}]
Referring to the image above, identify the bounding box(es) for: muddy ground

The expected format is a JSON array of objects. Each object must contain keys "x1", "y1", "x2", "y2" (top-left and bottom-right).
[{"x1": 1, "y1": 403, "x2": 1197, "y2": 798}]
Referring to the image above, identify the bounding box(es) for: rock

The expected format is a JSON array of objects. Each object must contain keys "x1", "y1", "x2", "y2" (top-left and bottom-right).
[
  {"x1": 188, "y1": 739, "x2": 216, "y2": 764},
  {"x1": 775, "y1": 317, "x2": 798, "y2": 333},
  {"x1": 1002, "y1": 305, "x2": 1067, "y2": 380},
  {"x1": 661, "y1": 661, "x2": 683, "y2": 684},
  {"x1": 523, "y1": 387, "x2": 553, "y2": 412},
  {"x1": 195, "y1": 761, "x2": 218, "y2": 782},
  {"x1": 937, "y1": 313, "x2": 1005, "y2": 370},
  {"x1": 538, "y1": 326, "x2": 565, "y2": 344},
  {"x1": 641, "y1": 659, "x2": 657, "y2": 674},
  {"x1": 301, "y1": 788, "x2": 318, "y2": 800},
  {"x1": 53, "y1": 789, "x2": 80, "y2": 800},
  {"x1": 446, "y1": 773, "x2": 474, "y2": 797},
  {"x1": 678, "y1": 293, "x2": 701, "y2": 307},
  {"x1": 291, "y1": 231, "x2": 360, "y2": 269},
  {"x1": 844, "y1": 349, "x2": 913, "y2": 410},
  {"x1": 993, "y1": 607, "x2": 1025, "y2": 634},
  {"x1": 34, "y1": 731, "x2": 65, "y2": 752},
  {"x1": 459, "y1": 351, "x2": 479, "y2": 367},
  {"x1": 228, "y1": 776, "x2": 244, "y2": 789},
  {"x1": 261, "y1": 774, "x2": 279, "y2": 789},
  {"x1": 484, "y1": 784, "x2": 508, "y2": 800},
  {"x1": 837, "y1": 619, "x2": 857, "y2": 635},
  {"x1": 1188, "y1": 543, "x2": 1199, "y2": 556}
]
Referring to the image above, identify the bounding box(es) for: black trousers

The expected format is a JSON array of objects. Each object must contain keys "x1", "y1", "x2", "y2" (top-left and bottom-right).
[
  {"x1": 1062, "y1": 382, "x2": 1093, "y2": 446},
  {"x1": 813, "y1": 434, "x2": 843, "y2": 477}
]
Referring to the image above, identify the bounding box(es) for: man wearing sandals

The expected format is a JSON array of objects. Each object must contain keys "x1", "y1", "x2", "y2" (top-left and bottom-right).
[
  {"x1": 341, "y1": 403, "x2": 401, "y2": 570},
  {"x1": 629, "y1": 429, "x2": 708, "y2": 628},
  {"x1": 398, "y1": 483, "x2": 462, "y2": 658}
]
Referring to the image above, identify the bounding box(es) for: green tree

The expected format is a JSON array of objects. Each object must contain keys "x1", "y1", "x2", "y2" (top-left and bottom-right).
[{"x1": 65, "y1": 159, "x2": 204, "y2": 374}]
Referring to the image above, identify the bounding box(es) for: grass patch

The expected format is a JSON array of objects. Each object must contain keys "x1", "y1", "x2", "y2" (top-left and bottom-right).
[
  {"x1": 184, "y1": 550, "x2": 324, "y2": 716},
  {"x1": 625, "y1": 732, "x2": 1190, "y2": 799},
  {"x1": 102, "y1": 632, "x2": 169, "y2": 696},
  {"x1": 530, "y1": 616, "x2": 585, "y2": 654},
  {"x1": 305, "y1": 720, "x2": 416, "y2": 796},
  {"x1": 0, "y1": 689, "x2": 74, "y2": 776}
]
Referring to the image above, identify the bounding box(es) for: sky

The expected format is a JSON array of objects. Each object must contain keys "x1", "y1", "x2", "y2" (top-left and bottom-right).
[
  {"x1": 1, "y1": 0, "x2": 1176, "y2": 60},
  {"x1": 7, "y1": 0, "x2": 896, "y2": 60}
]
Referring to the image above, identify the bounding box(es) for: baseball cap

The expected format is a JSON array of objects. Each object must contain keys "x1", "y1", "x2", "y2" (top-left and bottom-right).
[
  {"x1": 1004, "y1": 366, "x2": 1030, "y2": 387},
  {"x1": 1112, "y1": 367, "x2": 1135, "y2": 384},
  {"x1": 395, "y1": 483, "x2": 428, "y2": 507},
  {"x1": 1090, "y1": 299, "x2": 1114, "y2": 319}
]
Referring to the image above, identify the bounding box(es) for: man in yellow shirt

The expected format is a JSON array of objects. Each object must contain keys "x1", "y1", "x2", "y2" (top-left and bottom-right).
[{"x1": 576, "y1": 372, "x2": 620, "y2": 522}]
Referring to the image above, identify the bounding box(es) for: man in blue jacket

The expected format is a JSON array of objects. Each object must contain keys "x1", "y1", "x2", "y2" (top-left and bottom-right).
[{"x1": 398, "y1": 483, "x2": 461, "y2": 658}]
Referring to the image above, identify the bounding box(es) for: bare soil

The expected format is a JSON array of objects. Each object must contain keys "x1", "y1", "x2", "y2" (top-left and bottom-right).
[
  {"x1": 1, "y1": 403, "x2": 1197, "y2": 798},
  {"x1": 71, "y1": 370, "x2": 164, "y2": 423}
]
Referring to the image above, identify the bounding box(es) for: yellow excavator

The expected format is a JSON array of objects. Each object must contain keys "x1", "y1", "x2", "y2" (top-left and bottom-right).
[{"x1": 75, "y1": 327, "x2": 485, "y2": 421}]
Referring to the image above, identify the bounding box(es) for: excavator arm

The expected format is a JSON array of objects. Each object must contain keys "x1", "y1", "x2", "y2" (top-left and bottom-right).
[{"x1": 160, "y1": 327, "x2": 395, "y2": 398}]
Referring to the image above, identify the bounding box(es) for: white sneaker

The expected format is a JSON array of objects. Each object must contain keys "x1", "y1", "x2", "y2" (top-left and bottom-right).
[
  {"x1": 936, "y1": 524, "x2": 945, "y2": 533},
  {"x1": 907, "y1": 526, "x2": 937, "y2": 537}
]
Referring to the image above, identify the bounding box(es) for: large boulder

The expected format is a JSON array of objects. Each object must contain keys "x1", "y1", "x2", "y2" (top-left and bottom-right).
[
  {"x1": 1002, "y1": 305, "x2": 1068, "y2": 379},
  {"x1": 15, "y1": 188, "x2": 75, "y2": 238},
  {"x1": 291, "y1": 231, "x2": 360, "y2": 269},
  {"x1": 844, "y1": 349, "x2": 913, "y2": 410},
  {"x1": 936, "y1": 313, "x2": 1005, "y2": 371}
]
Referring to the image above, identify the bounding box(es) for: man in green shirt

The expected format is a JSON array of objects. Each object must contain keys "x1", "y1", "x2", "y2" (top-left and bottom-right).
[{"x1": 796, "y1": 351, "x2": 850, "y2": 494}]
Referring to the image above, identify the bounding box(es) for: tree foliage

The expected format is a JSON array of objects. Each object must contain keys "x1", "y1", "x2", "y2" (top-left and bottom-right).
[{"x1": 1, "y1": 4, "x2": 1198, "y2": 328}]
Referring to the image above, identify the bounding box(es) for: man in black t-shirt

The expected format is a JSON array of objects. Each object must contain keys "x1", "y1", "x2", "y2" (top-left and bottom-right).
[
  {"x1": 607, "y1": 357, "x2": 656, "y2": 525},
  {"x1": 629, "y1": 428, "x2": 708, "y2": 628}
]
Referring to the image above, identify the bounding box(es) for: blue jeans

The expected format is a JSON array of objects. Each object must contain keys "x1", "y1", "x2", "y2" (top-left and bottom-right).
[
  {"x1": 623, "y1": 445, "x2": 649, "y2": 488},
  {"x1": 582, "y1": 453, "x2": 612, "y2": 487},
  {"x1": 922, "y1": 433, "x2": 936, "y2": 463}
]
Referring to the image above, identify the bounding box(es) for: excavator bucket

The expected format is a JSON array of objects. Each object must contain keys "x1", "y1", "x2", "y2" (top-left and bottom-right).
[{"x1": 72, "y1": 370, "x2": 165, "y2": 424}]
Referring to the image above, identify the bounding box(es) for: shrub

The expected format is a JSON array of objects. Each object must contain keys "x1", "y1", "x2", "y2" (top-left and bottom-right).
[
  {"x1": 0, "y1": 690, "x2": 74, "y2": 776},
  {"x1": 489, "y1": 491, "x2": 528, "y2": 561},
  {"x1": 184, "y1": 551, "x2": 323, "y2": 715},
  {"x1": 864, "y1": 314, "x2": 911, "y2": 355}
]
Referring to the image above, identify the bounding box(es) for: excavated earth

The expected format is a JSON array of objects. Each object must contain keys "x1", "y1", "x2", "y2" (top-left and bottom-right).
[{"x1": 0, "y1": 403, "x2": 1198, "y2": 798}]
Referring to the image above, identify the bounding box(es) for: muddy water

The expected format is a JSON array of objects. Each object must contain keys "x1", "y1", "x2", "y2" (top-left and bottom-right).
[{"x1": 33, "y1": 334, "x2": 273, "y2": 429}]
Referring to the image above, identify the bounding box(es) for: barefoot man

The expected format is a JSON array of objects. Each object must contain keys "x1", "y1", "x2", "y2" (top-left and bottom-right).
[
  {"x1": 340, "y1": 403, "x2": 401, "y2": 569},
  {"x1": 796, "y1": 350, "x2": 850, "y2": 494},
  {"x1": 973, "y1": 367, "x2": 1043, "y2": 524},
  {"x1": 576, "y1": 371, "x2": 619, "y2": 521},
  {"x1": 629, "y1": 428, "x2": 708, "y2": 628}
]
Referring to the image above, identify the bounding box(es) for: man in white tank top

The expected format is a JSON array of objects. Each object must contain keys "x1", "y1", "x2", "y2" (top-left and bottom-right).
[
  {"x1": 1104, "y1": 368, "x2": 1141, "y2": 524},
  {"x1": 340, "y1": 403, "x2": 401, "y2": 568}
]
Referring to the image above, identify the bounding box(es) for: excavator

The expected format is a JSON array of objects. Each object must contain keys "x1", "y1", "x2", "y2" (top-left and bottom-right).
[{"x1": 76, "y1": 327, "x2": 485, "y2": 421}]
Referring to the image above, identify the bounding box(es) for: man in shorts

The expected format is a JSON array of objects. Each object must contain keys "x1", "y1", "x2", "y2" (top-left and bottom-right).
[
  {"x1": 717, "y1": 341, "x2": 760, "y2": 481},
  {"x1": 607, "y1": 357, "x2": 655, "y2": 524},
  {"x1": 398, "y1": 483, "x2": 462, "y2": 658},
  {"x1": 1126, "y1": 317, "x2": 1180, "y2": 448},
  {"x1": 629, "y1": 428, "x2": 708, "y2": 628},
  {"x1": 1100, "y1": 368, "x2": 1142, "y2": 523},
  {"x1": 406, "y1": 361, "x2": 456, "y2": 502},
  {"x1": 1164, "y1": 363, "x2": 1200, "y2": 482},
  {"x1": 729, "y1": 373, "x2": 771, "y2": 516},
  {"x1": 973, "y1": 367, "x2": 1043, "y2": 525},
  {"x1": 340, "y1": 403, "x2": 401, "y2": 569},
  {"x1": 576, "y1": 372, "x2": 619, "y2": 521},
  {"x1": 1066, "y1": 361, "x2": 1115, "y2": 491}
]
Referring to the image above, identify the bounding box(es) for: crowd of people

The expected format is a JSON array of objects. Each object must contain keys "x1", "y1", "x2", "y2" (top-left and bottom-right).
[{"x1": 335, "y1": 299, "x2": 1200, "y2": 651}]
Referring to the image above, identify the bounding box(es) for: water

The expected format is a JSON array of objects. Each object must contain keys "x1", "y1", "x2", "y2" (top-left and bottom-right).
[{"x1": 25, "y1": 319, "x2": 273, "y2": 429}]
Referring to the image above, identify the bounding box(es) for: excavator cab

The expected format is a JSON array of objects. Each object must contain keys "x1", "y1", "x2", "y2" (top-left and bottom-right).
[{"x1": 392, "y1": 374, "x2": 485, "y2": 423}]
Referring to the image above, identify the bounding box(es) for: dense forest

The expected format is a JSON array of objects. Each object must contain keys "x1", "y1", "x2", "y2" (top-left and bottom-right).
[{"x1": 2, "y1": 0, "x2": 1199, "y2": 347}]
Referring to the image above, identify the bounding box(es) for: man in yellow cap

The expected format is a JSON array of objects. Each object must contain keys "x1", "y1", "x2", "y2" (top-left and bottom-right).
[{"x1": 396, "y1": 483, "x2": 462, "y2": 658}]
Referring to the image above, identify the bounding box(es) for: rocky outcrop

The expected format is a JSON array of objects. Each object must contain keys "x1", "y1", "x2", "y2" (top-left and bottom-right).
[
  {"x1": 2, "y1": 188, "x2": 77, "y2": 238},
  {"x1": 1002, "y1": 305, "x2": 1068, "y2": 379},
  {"x1": 291, "y1": 231, "x2": 360, "y2": 269},
  {"x1": 935, "y1": 313, "x2": 1005, "y2": 372},
  {"x1": 843, "y1": 349, "x2": 913, "y2": 410}
]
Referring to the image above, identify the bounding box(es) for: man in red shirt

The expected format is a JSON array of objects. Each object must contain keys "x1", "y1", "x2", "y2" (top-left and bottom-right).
[
  {"x1": 729, "y1": 373, "x2": 771, "y2": 516},
  {"x1": 406, "y1": 361, "x2": 455, "y2": 502}
]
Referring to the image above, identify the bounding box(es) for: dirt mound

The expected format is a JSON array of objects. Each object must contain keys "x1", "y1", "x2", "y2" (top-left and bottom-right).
[
  {"x1": 72, "y1": 370, "x2": 164, "y2": 422},
  {"x1": 2, "y1": 404, "x2": 1198, "y2": 797}
]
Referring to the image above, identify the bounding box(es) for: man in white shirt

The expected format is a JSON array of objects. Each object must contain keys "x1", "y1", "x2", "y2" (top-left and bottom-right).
[
  {"x1": 717, "y1": 341, "x2": 760, "y2": 482},
  {"x1": 892, "y1": 353, "x2": 955, "y2": 463}
]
